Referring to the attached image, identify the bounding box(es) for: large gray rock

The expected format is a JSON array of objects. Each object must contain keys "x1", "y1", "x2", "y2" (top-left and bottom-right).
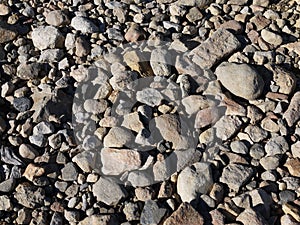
[
  {"x1": 177, "y1": 162, "x2": 213, "y2": 202},
  {"x1": 32, "y1": 26, "x2": 65, "y2": 50},
  {"x1": 71, "y1": 16, "x2": 99, "y2": 33},
  {"x1": 190, "y1": 28, "x2": 241, "y2": 69},
  {"x1": 215, "y1": 63, "x2": 265, "y2": 100}
]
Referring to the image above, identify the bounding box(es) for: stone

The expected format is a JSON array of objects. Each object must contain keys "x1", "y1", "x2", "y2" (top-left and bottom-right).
[
  {"x1": 71, "y1": 16, "x2": 99, "y2": 33},
  {"x1": 103, "y1": 127, "x2": 133, "y2": 148},
  {"x1": 78, "y1": 215, "x2": 118, "y2": 225},
  {"x1": 123, "y1": 50, "x2": 153, "y2": 77},
  {"x1": 16, "y1": 62, "x2": 42, "y2": 80},
  {"x1": 123, "y1": 202, "x2": 140, "y2": 221},
  {"x1": 0, "y1": 4, "x2": 10, "y2": 15},
  {"x1": 61, "y1": 163, "x2": 78, "y2": 181},
  {"x1": 140, "y1": 200, "x2": 167, "y2": 225},
  {"x1": 163, "y1": 202, "x2": 204, "y2": 225},
  {"x1": 285, "y1": 158, "x2": 300, "y2": 177},
  {"x1": 190, "y1": 28, "x2": 241, "y2": 69},
  {"x1": 45, "y1": 10, "x2": 69, "y2": 26},
  {"x1": 16, "y1": 208, "x2": 32, "y2": 224},
  {"x1": 125, "y1": 23, "x2": 145, "y2": 42},
  {"x1": 220, "y1": 163, "x2": 254, "y2": 191},
  {"x1": 13, "y1": 97, "x2": 32, "y2": 112},
  {"x1": 260, "y1": 155, "x2": 281, "y2": 170},
  {"x1": 0, "y1": 195, "x2": 12, "y2": 211},
  {"x1": 29, "y1": 134, "x2": 47, "y2": 147},
  {"x1": 50, "y1": 212, "x2": 64, "y2": 225},
  {"x1": 150, "y1": 48, "x2": 172, "y2": 76},
  {"x1": 83, "y1": 99, "x2": 108, "y2": 114},
  {"x1": 128, "y1": 170, "x2": 154, "y2": 187},
  {"x1": 215, "y1": 116, "x2": 243, "y2": 141},
  {"x1": 219, "y1": 20, "x2": 243, "y2": 34},
  {"x1": 236, "y1": 208, "x2": 269, "y2": 225},
  {"x1": 100, "y1": 148, "x2": 141, "y2": 175},
  {"x1": 265, "y1": 136, "x2": 289, "y2": 156},
  {"x1": 282, "y1": 203, "x2": 300, "y2": 222},
  {"x1": 33, "y1": 121, "x2": 55, "y2": 135},
  {"x1": 72, "y1": 150, "x2": 99, "y2": 173},
  {"x1": 32, "y1": 26, "x2": 65, "y2": 50},
  {"x1": 244, "y1": 125, "x2": 268, "y2": 143},
  {"x1": 261, "y1": 117, "x2": 280, "y2": 133},
  {"x1": 279, "y1": 190, "x2": 296, "y2": 204},
  {"x1": 0, "y1": 178, "x2": 16, "y2": 193},
  {"x1": 230, "y1": 141, "x2": 249, "y2": 155},
  {"x1": 215, "y1": 63, "x2": 265, "y2": 100},
  {"x1": 92, "y1": 177, "x2": 127, "y2": 206},
  {"x1": 121, "y1": 112, "x2": 144, "y2": 133},
  {"x1": 0, "y1": 146, "x2": 24, "y2": 166},
  {"x1": 177, "y1": 162, "x2": 213, "y2": 202},
  {"x1": 75, "y1": 36, "x2": 90, "y2": 57},
  {"x1": 283, "y1": 92, "x2": 300, "y2": 127},
  {"x1": 14, "y1": 183, "x2": 45, "y2": 208},
  {"x1": 137, "y1": 88, "x2": 164, "y2": 107},
  {"x1": 182, "y1": 95, "x2": 209, "y2": 115},
  {"x1": 186, "y1": 7, "x2": 203, "y2": 23},
  {"x1": 261, "y1": 29, "x2": 283, "y2": 46},
  {"x1": 281, "y1": 215, "x2": 300, "y2": 225},
  {"x1": 23, "y1": 163, "x2": 45, "y2": 181},
  {"x1": 291, "y1": 141, "x2": 300, "y2": 158},
  {"x1": 253, "y1": 0, "x2": 269, "y2": 6},
  {"x1": 195, "y1": 107, "x2": 220, "y2": 129},
  {"x1": 39, "y1": 49, "x2": 65, "y2": 62},
  {"x1": 0, "y1": 22, "x2": 17, "y2": 43},
  {"x1": 250, "y1": 143, "x2": 265, "y2": 159}
]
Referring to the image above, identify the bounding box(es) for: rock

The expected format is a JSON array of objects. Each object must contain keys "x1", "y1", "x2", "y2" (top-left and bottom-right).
[
  {"x1": 72, "y1": 150, "x2": 99, "y2": 173},
  {"x1": 121, "y1": 112, "x2": 144, "y2": 133},
  {"x1": 125, "y1": 23, "x2": 145, "y2": 42},
  {"x1": 195, "y1": 107, "x2": 220, "y2": 128},
  {"x1": 128, "y1": 170, "x2": 154, "y2": 187},
  {"x1": 177, "y1": 162, "x2": 213, "y2": 202},
  {"x1": 244, "y1": 125, "x2": 268, "y2": 143},
  {"x1": 215, "y1": 63, "x2": 265, "y2": 100},
  {"x1": 50, "y1": 212, "x2": 64, "y2": 225},
  {"x1": 83, "y1": 99, "x2": 108, "y2": 114},
  {"x1": 39, "y1": 49, "x2": 65, "y2": 62},
  {"x1": 140, "y1": 200, "x2": 167, "y2": 225},
  {"x1": 253, "y1": 0, "x2": 269, "y2": 6},
  {"x1": 78, "y1": 215, "x2": 118, "y2": 225},
  {"x1": 279, "y1": 190, "x2": 296, "y2": 204},
  {"x1": 71, "y1": 16, "x2": 99, "y2": 33},
  {"x1": 0, "y1": 178, "x2": 16, "y2": 193},
  {"x1": 215, "y1": 116, "x2": 243, "y2": 141},
  {"x1": 33, "y1": 121, "x2": 55, "y2": 135},
  {"x1": 261, "y1": 117, "x2": 280, "y2": 133},
  {"x1": 285, "y1": 158, "x2": 300, "y2": 177},
  {"x1": 0, "y1": 4, "x2": 10, "y2": 15},
  {"x1": 45, "y1": 10, "x2": 69, "y2": 26},
  {"x1": 16, "y1": 62, "x2": 42, "y2": 80},
  {"x1": 23, "y1": 163, "x2": 45, "y2": 181},
  {"x1": 32, "y1": 26, "x2": 65, "y2": 50},
  {"x1": 265, "y1": 136, "x2": 289, "y2": 156},
  {"x1": 100, "y1": 148, "x2": 141, "y2": 175},
  {"x1": 103, "y1": 127, "x2": 133, "y2": 148},
  {"x1": 250, "y1": 143, "x2": 265, "y2": 159},
  {"x1": 14, "y1": 183, "x2": 45, "y2": 208},
  {"x1": 186, "y1": 7, "x2": 203, "y2": 23},
  {"x1": 220, "y1": 20, "x2": 243, "y2": 34},
  {"x1": 182, "y1": 95, "x2": 209, "y2": 115},
  {"x1": 220, "y1": 163, "x2": 254, "y2": 191},
  {"x1": 150, "y1": 48, "x2": 172, "y2": 76},
  {"x1": 136, "y1": 88, "x2": 164, "y2": 107},
  {"x1": 291, "y1": 141, "x2": 300, "y2": 158},
  {"x1": 13, "y1": 97, "x2": 32, "y2": 112},
  {"x1": 163, "y1": 202, "x2": 204, "y2": 225},
  {"x1": 260, "y1": 155, "x2": 281, "y2": 170},
  {"x1": 283, "y1": 92, "x2": 300, "y2": 127},
  {"x1": 75, "y1": 36, "x2": 91, "y2": 57},
  {"x1": 29, "y1": 134, "x2": 47, "y2": 147},
  {"x1": 281, "y1": 215, "x2": 300, "y2": 225},
  {"x1": 190, "y1": 28, "x2": 241, "y2": 69},
  {"x1": 282, "y1": 203, "x2": 300, "y2": 222},
  {"x1": 16, "y1": 208, "x2": 32, "y2": 224},
  {"x1": 261, "y1": 29, "x2": 283, "y2": 46},
  {"x1": 0, "y1": 146, "x2": 24, "y2": 166},
  {"x1": 236, "y1": 208, "x2": 269, "y2": 225},
  {"x1": 92, "y1": 177, "x2": 127, "y2": 206},
  {"x1": 0, "y1": 22, "x2": 17, "y2": 43},
  {"x1": 65, "y1": 210, "x2": 80, "y2": 223},
  {"x1": 61, "y1": 163, "x2": 78, "y2": 181},
  {"x1": 123, "y1": 202, "x2": 140, "y2": 221},
  {"x1": 230, "y1": 141, "x2": 249, "y2": 154},
  {"x1": 0, "y1": 195, "x2": 12, "y2": 211}
]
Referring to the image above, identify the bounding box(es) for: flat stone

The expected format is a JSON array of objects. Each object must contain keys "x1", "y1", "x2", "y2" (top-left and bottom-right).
[
  {"x1": 261, "y1": 29, "x2": 283, "y2": 46},
  {"x1": 220, "y1": 163, "x2": 254, "y2": 191},
  {"x1": 14, "y1": 183, "x2": 45, "y2": 208},
  {"x1": 71, "y1": 16, "x2": 99, "y2": 33},
  {"x1": 140, "y1": 200, "x2": 167, "y2": 225},
  {"x1": 33, "y1": 121, "x2": 55, "y2": 135},
  {"x1": 32, "y1": 26, "x2": 65, "y2": 50},
  {"x1": 215, "y1": 116, "x2": 243, "y2": 141},
  {"x1": 291, "y1": 141, "x2": 300, "y2": 158},
  {"x1": 61, "y1": 163, "x2": 78, "y2": 181},
  {"x1": 103, "y1": 127, "x2": 133, "y2": 148},
  {"x1": 92, "y1": 177, "x2": 127, "y2": 206},
  {"x1": 285, "y1": 158, "x2": 300, "y2": 177},
  {"x1": 72, "y1": 150, "x2": 99, "y2": 173},
  {"x1": 283, "y1": 92, "x2": 300, "y2": 127},
  {"x1": 163, "y1": 202, "x2": 204, "y2": 225},
  {"x1": 137, "y1": 88, "x2": 164, "y2": 107},
  {"x1": 236, "y1": 208, "x2": 269, "y2": 225},
  {"x1": 215, "y1": 63, "x2": 264, "y2": 100},
  {"x1": 100, "y1": 148, "x2": 141, "y2": 175},
  {"x1": 190, "y1": 28, "x2": 241, "y2": 69},
  {"x1": 177, "y1": 162, "x2": 213, "y2": 202}
]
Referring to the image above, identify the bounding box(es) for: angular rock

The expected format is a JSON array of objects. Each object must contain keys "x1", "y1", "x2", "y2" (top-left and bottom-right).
[
  {"x1": 46, "y1": 10, "x2": 69, "y2": 27},
  {"x1": 100, "y1": 148, "x2": 141, "y2": 175},
  {"x1": 39, "y1": 49, "x2": 65, "y2": 62},
  {"x1": 140, "y1": 200, "x2": 167, "y2": 225},
  {"x1": 150, "y1": 48, "x2": 172, "y2": 76},
  {"x1": 61, "y1": 163, "x2": 78, "y2": 181},
  {"x1": 14, "y1": 183, "x2": 45, "y2": 208},
  {"x1": 215, "y1": 116, "x2": 243, "y2": 141},
  {"x1": 265, "y1": 136, "x2": 289, "y2": 156},
  {"x1": 285, "y1": 158, "x2": 300, "y2": 177},
  {"x1": 220, "y1": 163, "x2": 254, "y2": 191},
  {"x1": 0, "y1": 195, "x2": 12, "y2": 211},
  {"x1": 163, "y1": 202, "x2": 204, "y2": 225},
  {"x1": 0, "y1": 178, "x2": 16, "y2": 193},
  {"x1": 190, "y1": 28, "x2": 241, "y2": 69},
  {"x1": 103, "y1": 127, "x2": 133, "y2": 148},
  {"x1": 125, "y1": 23, "x2": 145, "y2": 42},
  {"x1": 72, "y1": 150, "x2": 99, "y2": 173},
  {"x1": 215, "y1": 63, "x2": 264, "y2": 100},
  {"x1": 13, "y1": 97, "x2": 32, "y2": 112},
  {"x1": 32, "y1": 26, "x2": 65, "y2": 50},
  {"x1": 92, "y1": 177, "x2": 127, "y2": 206},
  {"x1": 177, "y1": 162, "x2": 213, "y2": 202},
  {"x1": 236, "y1": 208, "x2": 269, "y2": 225},
  {"x1": 283, "y1": 92, "x2": 300, "y2": 127},
  {"x1": 136, "y1": 88, "x2": 164, "y2": 107},
  {"x1": 0, "y1": 22, "x2": 17, "y2": 43},
  {"x1": 71, "y1": 16, "x2": 99, "y2": 33},
  {"x1": 23, "y1": 163, "x2": 45, "y2": 181},
  {"x1": 16, "y1": 62, "x2": 42, "y2": 80}
]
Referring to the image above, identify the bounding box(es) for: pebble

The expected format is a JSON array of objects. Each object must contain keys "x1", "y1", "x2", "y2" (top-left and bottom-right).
[
  {"x1": 103, "y1": 127, "x2": 133, "y2": 148},
  {"x1": 61, "y1": 163, "x2": 78, "y2": 181},
  {"x1": 0, "y1": 195, "x2": 12, "y2": 211},
  {"x1": 72, "y1": 150, "x2": 99, "y2": 173},
  {"x1": 163, "y1": 202, "x2": 204, "y2": 225},
  {"x1": 150, "y1": 48, "x2": 172, "y2": 76},
  {"x1": 261, "y1": 29, "x2": 283, "y2": 46},
  {"x1": 236, "y1": 208, "x2": 268, "y2": 225},
  {"x1": 0, "y1": 4, "x2": 10, "y2": 15},
  {"x1": 45, "y1": 10, "x2": 69, "y2": 27},
  {"x1": 283, "y1": 92, "x2": 300, "y2": 127},
  {"x1": 190, "y1": 28, "x2": 241, "y2": 69},
  {"x1": 177, "y1": 162, "x2": 213, "y2": 202},
  {"x1": 215, "y1": 115, "x2": 243, "y2": 141},
  {"x1": 71, "y1": 16, "x2": 99, "y2": 33},
  {"x1": 23, "y1": 163, "x2": 45, "y2": 181},
  {"x1": 215, "y1": 63, "x2": 265, "y2": 100},
  {"x1": 137, "y1": 88, "x2": 164, "y2": 107},
  {"x1": 230, "y1": 141, "x2": 249, "y2": 155},
  {"x1": 31, "y1": 26, "x2": 65, "y2": 50},
  {"x1": 285, "y1": 158, "x2": 300, "y2": 177},
  {"x1": 220, "y1": 163, "x2": 254, "y2": 191},
  {"x1": 0, "y1": 22, "x2": 17, "y2": 43},
  {"x1": 140, "y1": 200, "x2": 167, "y2": 225},
  {"x1": 92, "y1": 177, "x2": 127, "y2": 206},
  {"x1": 265, "y1": 136, "x2": 289, "y2": 156},
  {"x1": 125, "y1": 23, "x2": 145, "y2": 42},
  {"x1": 13, "y1": 97, "x2": 32, "y2": 112}
]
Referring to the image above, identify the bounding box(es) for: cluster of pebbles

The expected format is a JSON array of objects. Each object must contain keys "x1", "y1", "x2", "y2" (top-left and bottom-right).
[{"x1": 0, "y1": 0, "x2": 300, "y2": 224}]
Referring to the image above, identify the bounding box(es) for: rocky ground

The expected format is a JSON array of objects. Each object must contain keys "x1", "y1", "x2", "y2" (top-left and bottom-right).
[{"x1": 0, "y1": 0, "x2": 300, "y2": 224}]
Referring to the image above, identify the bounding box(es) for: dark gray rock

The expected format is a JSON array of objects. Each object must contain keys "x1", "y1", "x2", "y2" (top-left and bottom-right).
[{"x1": 13, "y1": 97, "x2": 32, "y2": 112}]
